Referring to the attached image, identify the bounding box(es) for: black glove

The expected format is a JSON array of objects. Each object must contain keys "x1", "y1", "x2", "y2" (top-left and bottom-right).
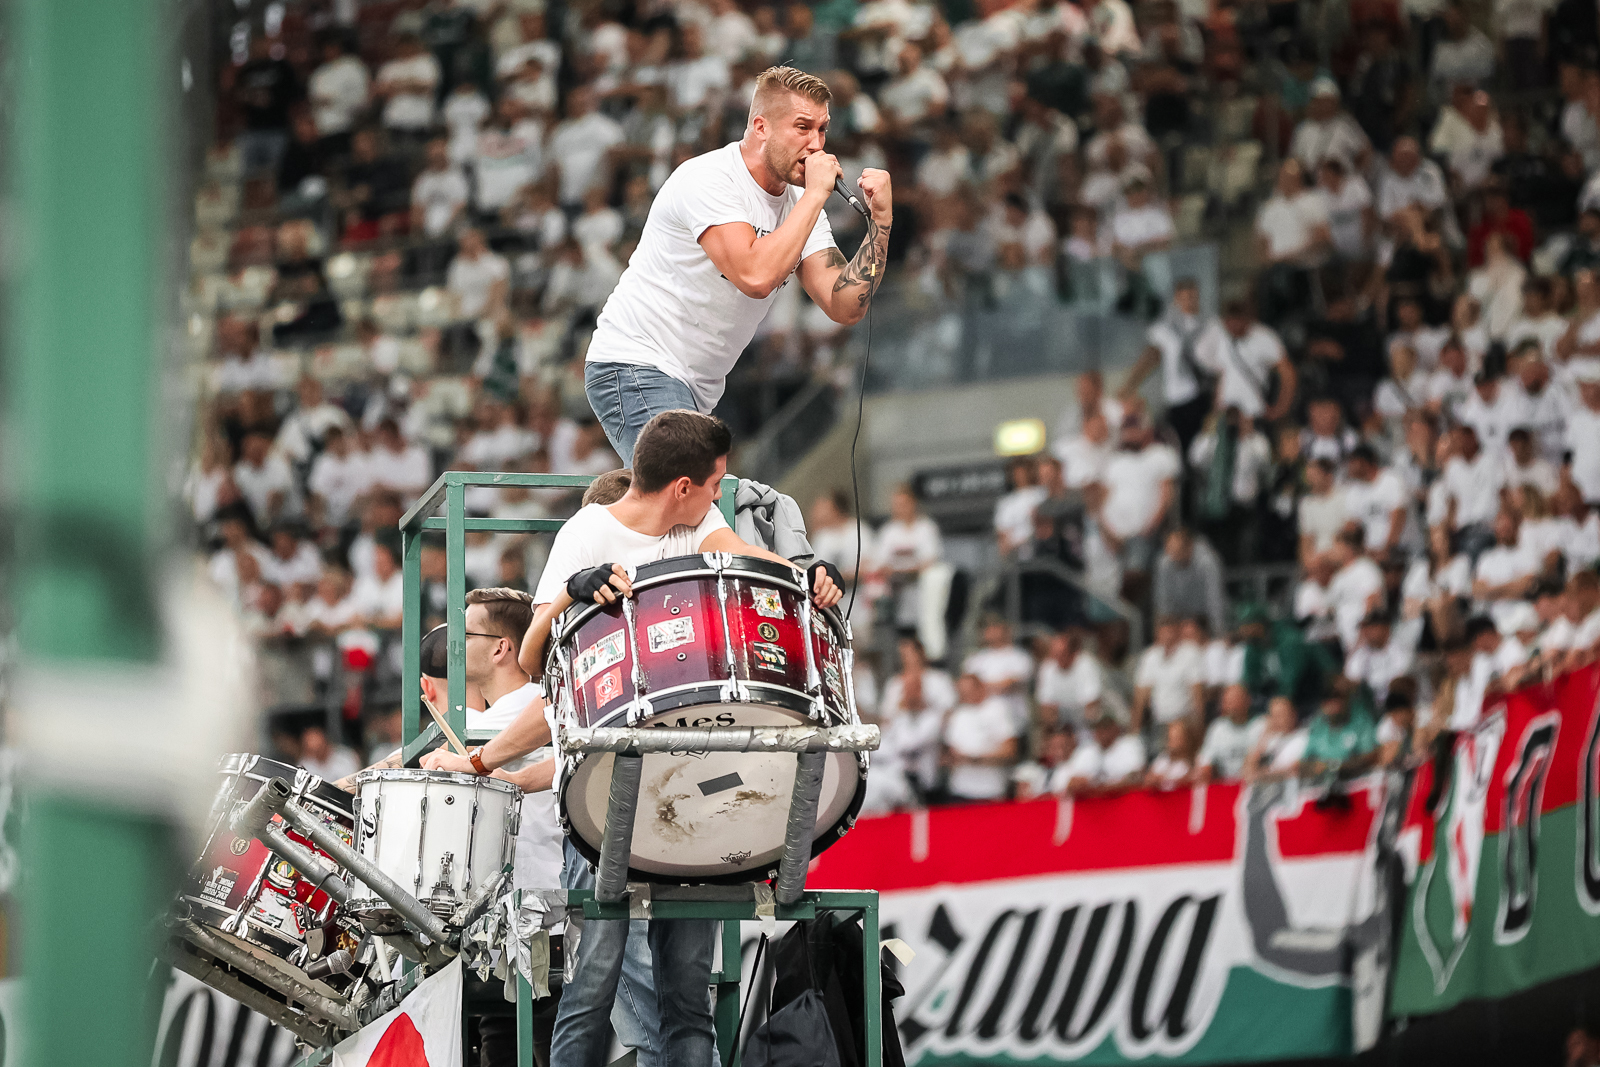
[
  {"x1": 808, "y1": 559, "x2": 844, "y2": 594},
  {"x1": 567, "y1": 564, "x2": 619, "y2": 603}
]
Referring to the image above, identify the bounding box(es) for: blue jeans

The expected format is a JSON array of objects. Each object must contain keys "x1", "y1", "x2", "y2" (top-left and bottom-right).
[
  {"x1": 584, "y1": 361, "x2": 699, "y2": 465},
  {"x1": 551, "y1": 840, "x2": 719, "y2": 1067}
]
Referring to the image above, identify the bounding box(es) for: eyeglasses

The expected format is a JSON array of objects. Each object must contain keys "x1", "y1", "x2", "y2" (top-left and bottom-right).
[{"x1": 464, "y1": 631, "x2": 506, "y2": 643}]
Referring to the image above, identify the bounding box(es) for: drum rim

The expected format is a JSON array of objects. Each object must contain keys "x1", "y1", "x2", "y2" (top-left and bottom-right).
[
  {"x1": 351, "y1": 767, "x2": 523, "y2": 794},
  {"x1": 554, "y1": 552, "x2": 847, "y2": 650},
  {"x1": 181, "y1": 897, "x2": 306, "y2": 957},
  {"x1": 557, "y1": 750, "x2": 868, "y2": 885},
  {"x1": 220, "y1": 752, "x2": 354, "y2": 815}
]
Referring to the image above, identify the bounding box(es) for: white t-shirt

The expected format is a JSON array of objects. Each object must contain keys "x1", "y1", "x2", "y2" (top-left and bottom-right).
[
  {"x1": 1036, "y1": 654, "x2": 1104, "y2": 728},
  {"x1": 378, "y1": 54, "x2": 441, "y2": 130},
  {"x1": 943, "y1": 699, "x2": 1019, "y2": 799},
  {"x1": 1318, "y1": 176, "x2": 1373, "y2": 260},
  {"x1": 351, "y1": 570, "x2": 404, "y2": 624},
  {"x1": 366, "y1": 445, "x2": 432, "y2": 496},
  {"x1": 447, "y1": 251, "x2": 511, "y2": 320},
  {"x1": 466, "y1": 682, "x2": 565, "y2": 894},
  {"x1": 1145, "y1": 313, "x2": 1208, "y2": 406},
  {"x1": 873, "y1": 516, "x2": 942, "y2": 571},
  {"x1": 1196, "y1": 322, "x2": 1285, "y2": 418},
  {"x1": 878, "y1": 671, "x2": 957, "y2": 789},
  {"x1": 964, "y1": 644, "x2": 1035, "y2": 730},
  {"x1": 1100, "y1": 444, "x2": 1180, "y2": 538},
  {"x1": 1442, "y1": 451, "x2": 1506, "y2": 527},
  {"x1": 1259, "y1": 728, "x2": 1309, "y2": 772},
  {"x1": 1063, "y1": 734, "x2": 1147, "y2": 784},
  {"x1": 1341, "y1": 469, "x2": 1407, "y2": 551},
  {"x1": 994, "y1": 485, "x2": 1047, "y2": 545},
  {"x1": 1255, "y1": 191, "x2": 1329, "y2": 261},
  {"x1": 413, "y1": 168, "x2": 470, "y2": 238},
  {"x1": 879, "y1": 66, "x2": 949, "y2": 123},
  {"x1": 587, "y1": 143, "x2": 836, "y2": 412},
  {"x1": 1329, "y1": 556, "x2": 1384, "y2": 650},
  {"x1": 234, "y1": 456, "x2": 296, "y2": 523},
  {"x1": 549, "y1": 112, "x2": 626, "y2": 204},
  {"x1": 1199, "y1": 716, "x2": 1265, "y2": 780},
  {"x1": 263, "y1": 542, "x2": 324, "y2": 589},
  {"x1": 1110, "y1": 203, "x2": 1175, "y2": 249},
  {"x1": 309, "y1": 55, "x2": 371, "y2": 136},
  {"x1": 532, "y1": 502, "x2": 731, "y2": 605},
  {"x1": 1135, "y1": 641, "x2": 1205, "y2": 724},
  {"x1": 1290, "y1": 114, "x2": 1370, "y2": 173}
]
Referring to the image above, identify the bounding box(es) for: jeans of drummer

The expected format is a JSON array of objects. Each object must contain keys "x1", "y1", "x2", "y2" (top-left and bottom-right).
[
  {"x1": 552, "y1": 838, "x2": 661, "y2": 1067},
  {"x1": 583, "y1": 361, "x2": 699, "y2": 465}
]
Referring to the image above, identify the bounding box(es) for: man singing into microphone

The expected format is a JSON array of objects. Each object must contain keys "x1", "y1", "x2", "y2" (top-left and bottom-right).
[{"x1": 583, "y1": 65, "x2": 893, "y2": 461}]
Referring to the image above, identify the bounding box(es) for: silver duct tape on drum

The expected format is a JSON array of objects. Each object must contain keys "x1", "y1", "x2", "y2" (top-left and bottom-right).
[
  {"x1": 161, "y1": 937, "x2": 339, "y2": 1046},
  {"x1": 173, "y1": 918, "x2": 357, "y2": 1030},
  {"x1": 595, "y1": 753, "x2": 643, "y2": 903},
  {"x1": 775, "y1": 752, "x2": 828, "y2": 905},
  {"x1": 559, "y1": 724, "x2": 880, "y2": 755}
]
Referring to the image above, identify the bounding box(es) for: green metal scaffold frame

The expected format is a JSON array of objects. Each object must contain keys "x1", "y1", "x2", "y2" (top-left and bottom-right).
[{"x1": 362, "y1": 470, "x2": 885, "y2": 1067}]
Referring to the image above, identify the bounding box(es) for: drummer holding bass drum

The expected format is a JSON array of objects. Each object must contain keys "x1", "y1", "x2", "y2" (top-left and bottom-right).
[{"x1": 424, "y1": 409, "x2": 844, "y2": 1067}]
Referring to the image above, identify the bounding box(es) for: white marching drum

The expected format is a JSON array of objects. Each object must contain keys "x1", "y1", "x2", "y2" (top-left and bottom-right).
[{"x1": 347, "y1": 768, "x2": 520, "y2": 930}]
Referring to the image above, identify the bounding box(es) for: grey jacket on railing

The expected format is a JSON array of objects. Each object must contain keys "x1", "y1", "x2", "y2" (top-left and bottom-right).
[{"x1": 734, "y1": 478, "x2": 816, "y2": 567}]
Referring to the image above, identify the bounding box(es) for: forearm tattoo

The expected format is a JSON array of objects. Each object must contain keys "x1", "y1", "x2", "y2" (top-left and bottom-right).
[{"x1": 829, "y1": 218, "x2": 891, "y2": 309}]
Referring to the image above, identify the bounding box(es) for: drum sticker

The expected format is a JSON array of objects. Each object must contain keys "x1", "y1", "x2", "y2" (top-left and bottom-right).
[
  {"x1": 752, "y1": 642, "x2": 787, "y2": 671},
  {"x1": 596, "y1": 668, "x2": 622, "y2": 705},
  {"x1": 752, "y1": 587, "x2": 785, "y2": 619},
  {"x1": 575, "y1": 630, "x2": 626, "y2": 685},
  {"x1": 229, "y1": 836, "x2": 250, "y2": 856},
  {"x1": 757, "y1": 622, "x2": 780, "y2": 642},
  {"x1": 823, "y1": 663, "x2": 844, "y2": 700},
  {"x1": 201, "y1": 867, "x2": 237, "y2": 906},
  {"x1": 646, "y1": 617, "x2": 696, "y2": 653}
]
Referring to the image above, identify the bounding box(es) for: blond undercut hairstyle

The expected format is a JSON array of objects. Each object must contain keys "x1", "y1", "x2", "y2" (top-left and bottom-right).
[{"x1": 749, "y1": 66, "x2": 831, "y2": 124}]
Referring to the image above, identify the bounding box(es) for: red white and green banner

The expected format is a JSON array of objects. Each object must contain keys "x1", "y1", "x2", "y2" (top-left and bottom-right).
[
  {"x1": 809, "y1": 779, "x2": 1390, "y2": 1064},
  {"x1": 1393, "y1": 662, "x2": 1600, "y2": 1016}
]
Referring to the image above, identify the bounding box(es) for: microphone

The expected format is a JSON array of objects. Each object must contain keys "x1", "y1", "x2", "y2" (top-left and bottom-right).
[
  {"x1": 306, "y1": 949, "x2": 355, "y2": 981},
  {"x1": 833, "y1": 176, "x2": 871, "y2": 221}
]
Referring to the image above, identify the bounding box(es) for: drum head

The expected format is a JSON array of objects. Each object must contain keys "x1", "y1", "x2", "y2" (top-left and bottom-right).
[{"x1": 561, "y1": 703, "x2": 866, "y2": 883}]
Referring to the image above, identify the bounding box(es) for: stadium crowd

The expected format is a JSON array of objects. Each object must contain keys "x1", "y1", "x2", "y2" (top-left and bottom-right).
[{"x1": 189, "y1": 0, "x2": 1600, "y2": 804}]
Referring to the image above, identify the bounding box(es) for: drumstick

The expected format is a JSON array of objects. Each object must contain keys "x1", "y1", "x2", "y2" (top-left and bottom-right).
[{"x1": 422, "y1": 695, "x2": 470, "y2": 757}]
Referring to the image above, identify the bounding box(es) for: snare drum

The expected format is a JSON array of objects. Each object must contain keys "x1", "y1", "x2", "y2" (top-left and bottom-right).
[
  {"x1": 347, "y1": 768, "x2": 520, "y2": 930},
  {"x1": 549, "y1": 553, "x2": 867, "y2": 884},
  {"x1": 179, "y1": 754, "x2": 361, "y2": 989}
]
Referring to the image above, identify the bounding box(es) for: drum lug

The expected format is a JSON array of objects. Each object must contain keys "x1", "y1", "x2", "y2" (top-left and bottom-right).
[
  {"x1": 701, "y1": 551, "x2": 733, "y2": 571},
  {"x1": 626, "y1": 695, "x2": 655, "y2": 725}
]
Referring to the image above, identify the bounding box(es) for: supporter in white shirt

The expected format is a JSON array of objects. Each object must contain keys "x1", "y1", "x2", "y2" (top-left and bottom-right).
[
  {"x1": 1423, "y1": 339, "x2": 1474, "y2": 420},
  {"x1": 1467, "y1": 235, "x2": 1526, "y2": 343},
  {"x1": 365, "y1": 420, "x2": 432, "y2": 497},
  {"x1": 496, "y1": 13, "x2": 562, "y2": 100},
  {"x1": 1244, "y1": 697, "x2": 1310, "y2": 780},
  {"x1": 1256, "y1": 159, "x2": 1331, "y2": 267},
  {"x1": 667, "y1": 26, "x2": 732, "y2": 111},
  {"x1": 1504, "y1": 427, "x2": 1559, "y2": 499},
  {"x1": 1505, "y1": 279, "x2": 1569, "y2": 362},
  {"x1": 299, "y1": 569, "x2": 363, "y2": 636},
  {"x1": 1290, "y1": 80, "x2": 1371, "y2": 174},
  {"x1": 375, "y1": 37, "x2": 441, "y2": 132},
  {"x1": 1315, "y1": 159, "x2": 1375, "y2": 262},
  {"x1": 1428, "y1": 86, "x2": 1504, "y2": 191},
  {"x1": 1402, "y1": 525, "x2": 1472, "y2": 621},
  {"x1": 1427, "y1": 8, "x2": 1496, "y2": 103},
  {"x1": 964, "y1": 618, "x2": 1035, "y2": 732},
  {"x1": 1132, "y1": 618, "x2": 1205, "y2": 731},
  {"x1": 1195, "y1": 304, "x2": 1297, "y2": 421},
  {"x1": 573, "y1": 188, "x2": 625, "y2": 250},
  {"x1": 1341, "y1": 446, "x2": 1411, "y2": 558},
  {"x1": 1439, "y1": 425, "x2": 1506, "y2": 544},
  {"x1": 1144, "y1": 720, "x2": 1198, "y2": 788},
  {"x1": 1472, "y1": 509, "x2": 1540, "y2": 627},
  {"x1": 350, "y1": 542, "x2": 405, "y2": 629},
  {"x1": 1096, "y1": 420, "x2": 1180, "y2": 575},
  {"x1": 1506, "y1": 352, "x2": 1570, "y2": 465},
  {"x1": 275, "y1": 377, "x2": 354, "y2": 466},
  {"x1": 1060, "y1": 710, "x2": 1146, "y2": 792},
  {"x1": 1055, "y1": 412, "x2": 1114, "y2": 489},
  {"x1": 1109, "y1": 177, "x2": 1175, "y2": 262},
  {"x1": 547, "y1": 86, "x2": 625, "y2": 207},
  {"x1": 299, "y1": 726, "x2": 360, "y2": 784},
  {"x1": 879, "y1": 43, "x2": 949, "y2": 127},
  {"x1": 1455, "y1": 370, "x2": 1527, "y2": 456},
  {"x1": 307, "y1": 426, "x2": 371, "y2": 530},
  {"x1": 941, "y1": 674, "x2": 1021, "y2": 801},
  {"x1": 1298, "y1": 459, "x2": 1349, "y2": 559},
  {"x1": 1327, "y1": 529, "x2": 1386, "y2": 650},
  {"x1": 1052, "y1": 369, "x2": 1126, "y2": 443},
  {"x1": 446, "y1": 228, "x2": 511, "y2": 321},
  {"x1": 209, "y1": 518, "x2": 274, "y2": 605},
  {"x1": 1014, "y1": 729, "x2": 1080, "y2": 800},
  {"x1": 1389, "y1": 297, "x2": 1450, "y2": 370},
  {"x1": 1295, "y1": 555, "x2": 1341, "y2": 644},
  {"x1": 1567, "y1": 364, "x2": 1600, "y2": 504},
  {"x1": 262, "y1": 528, "x2": 323, "y2": 590},
  {"x1": 1343, "y1": 613, "x2": 1419, "y2": 705},
  {"x1": 1035, "y1": 630, "x2": 1108, "y2": 732},
  {"x1": 307, "y1": 39, "x2": 371, "y2": 139},
  {"x1": 994, "y1": 457, "x2": 1048, "y2": 554},
  {"x1": 808, "y1": 490, "x2": 874, "y2": 588},
  {"x1": 873, "y1": 486, "x2": 943, "y2": 578},
  {"x1": 442, "y1": 83, "x2": 492, "y2": 163},
  {"x1": 1451, "y1": 615, "x2": 1525, "y2": 730},
  {"x1": 704, "y1": 0, "x2": 758, "y2": 59},
  {"x1": 1376, "y1": 137, "x2": 1450, "y2": 223},
  {"x1": 234, "y1": 433, "x2": 297, "y2": 526},
  {"x1": 1197, "y1": 684, "x2": 1266, "y2": 781},
  {"x1": 1372, "y1": 344, "x2": 1431, "y2": 426},
  {"x1": 411, "y1": 139, "x2": 470, "y2": 239},
  {"x1": 1122, "y1": 279, "x2": 1213, "y2": 447},
  {"x1": 876, "y1": 637, "x2": 958, "y2": 801},
  {"x1": 472, "y1": 105, "x2": 543, "y2": 214}
]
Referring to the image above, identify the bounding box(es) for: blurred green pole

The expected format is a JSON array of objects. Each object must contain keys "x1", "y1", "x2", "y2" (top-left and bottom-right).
[{"x1": 9, "y1": 0, "x2": 171, "y2": 1063}]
